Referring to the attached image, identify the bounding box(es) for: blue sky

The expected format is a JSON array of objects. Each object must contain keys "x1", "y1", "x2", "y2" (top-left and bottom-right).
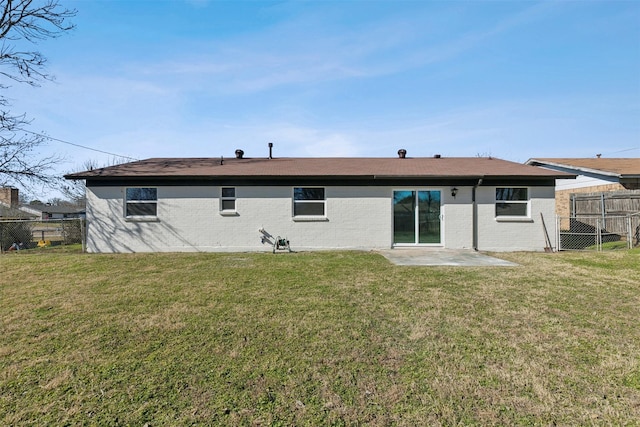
[{"x1": 8, "y1": 0, "x2": 640, "y2": 191}]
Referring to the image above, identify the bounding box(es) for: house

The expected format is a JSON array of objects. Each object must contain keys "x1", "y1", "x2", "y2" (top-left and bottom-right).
[
  {"x1": 25, "y1": 203, "x2": 86, "y2": 220},
  {"x1": 0, "y1": 187, "x2": 85, "y2": 220},
  {"x1": 525, "y1": 158, "x2": 640, "y2": 218},
  {"x1": 0, "y1": 187, "x2": 36, "y2": 220},
  {"x1": 64, "y1": 152, "x2": 573, "y2": 253}
]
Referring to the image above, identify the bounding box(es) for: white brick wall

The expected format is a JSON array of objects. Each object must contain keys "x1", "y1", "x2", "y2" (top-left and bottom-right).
[
  {"x1": 86, "y1": 186, "x2": 394, "y2": 252},
  {"x1": 474, "y1": 186, "x2": 556, "y2": 252},
  {"x1": 442, "y1": 186, "x2": 475, "y2": 249},
  {"x1": 85, "y1": 184, "x2": 555, "y2": 253}
]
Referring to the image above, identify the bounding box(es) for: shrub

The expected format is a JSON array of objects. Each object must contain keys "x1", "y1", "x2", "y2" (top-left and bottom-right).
[
  {"x1": 61, "y1": 220, "x2": 84, "y2": 244},
  {"x1": 0, "y1": 221, "x2": 34, "y2": 251}
]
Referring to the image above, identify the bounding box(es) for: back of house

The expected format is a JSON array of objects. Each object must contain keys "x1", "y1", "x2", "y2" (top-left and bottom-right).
[{"x1": 65, "y1": 152, "x2": 573, "y2": 253}]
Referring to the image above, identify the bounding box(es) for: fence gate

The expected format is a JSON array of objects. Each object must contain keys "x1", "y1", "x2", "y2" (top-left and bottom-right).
[{"x1": 557, "y1": 214, "x2": 640, "y2": 251}]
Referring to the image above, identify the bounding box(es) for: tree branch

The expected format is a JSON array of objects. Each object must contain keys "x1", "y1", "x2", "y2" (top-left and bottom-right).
[{"x1": 0, "y1": 0, "x2": 75, "y2": 192}]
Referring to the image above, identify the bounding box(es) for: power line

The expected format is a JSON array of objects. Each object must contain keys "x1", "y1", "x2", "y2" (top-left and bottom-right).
[
  {"x1": 602, "y1": 147, "x2": 639, "y2": 156},
  {"x1": 21, "y1": 129, "x2": 140, "y2": 161}
]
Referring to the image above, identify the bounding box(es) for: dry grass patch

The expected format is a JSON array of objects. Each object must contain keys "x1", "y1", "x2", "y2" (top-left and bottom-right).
[{"x1": 1, "y1": 248, "x2": 639, "y2": 425}]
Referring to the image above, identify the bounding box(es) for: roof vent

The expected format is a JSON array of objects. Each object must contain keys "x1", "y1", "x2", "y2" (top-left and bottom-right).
[
  {"x1": 268, "y1": 142, "x2": 273, "y2": 159},
  {"x1": 434, "y1": 154, "x2": 441, "y2": 159},
  {"x1": 235, "y1": 149, "x2": 244, "y2": 159},
  {"x1": 398, "y1": 149, "x2": 407, "y2": 159}
]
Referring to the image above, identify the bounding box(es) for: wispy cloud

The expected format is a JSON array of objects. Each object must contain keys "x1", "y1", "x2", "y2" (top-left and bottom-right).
[
  {"x1": 121, "y1": 2, "x2": 559, "y2": 96},
  {"x1": 9, "y1": 0, "x2": 638, "y2": 199}
]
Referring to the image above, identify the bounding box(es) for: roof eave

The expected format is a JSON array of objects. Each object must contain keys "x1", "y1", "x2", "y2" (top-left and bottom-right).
[{"x1": 526, "y1": 159, "x2": 619, "y2": 178}]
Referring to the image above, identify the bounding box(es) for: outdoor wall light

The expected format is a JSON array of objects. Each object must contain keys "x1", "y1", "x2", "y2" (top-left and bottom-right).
[{"x1": 451, "y1": 187, "x2": 458, "y2": 198}]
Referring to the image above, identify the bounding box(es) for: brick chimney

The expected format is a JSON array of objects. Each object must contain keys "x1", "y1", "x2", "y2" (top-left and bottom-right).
[{"x1": 0, "y1": 187, "x2": 19, "y2": 207}]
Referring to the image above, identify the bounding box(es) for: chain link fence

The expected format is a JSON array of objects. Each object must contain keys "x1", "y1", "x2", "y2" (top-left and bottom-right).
[
  {"x1": 0, "y1": 218, "x2": 85, "y2": 253},
  {"x1": 557, "y1": 213, "x2": 640, "y2": 251}
]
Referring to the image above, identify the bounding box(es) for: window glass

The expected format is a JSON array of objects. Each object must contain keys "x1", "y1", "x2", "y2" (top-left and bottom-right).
[
  {"x1": 496, "y1": 202, "x2": 528, "y2": 216},
  {"x1": 221, "y1": 199, "x2": 236, "y2": 211},
  {"x1": 294, "y1": 188, "x2": 324, "y2": 200},
  {"x1": 293, "y1": 187, "x2": 325, "y2": 216},
  {"x1": 125, "y1": 187, "x2": 157, "y2": 217},
  {"x1": 126, "y1": 203, "x2": 157, "y2": 216},
  {"x1": 294, "y1": 202, "x2": 325, "y2": 216},
  {"x1": 221, "y1": 187, "x2": 236, "y2": 211},
  {"x1": 126, "y1": 187, "x2": 157, "y2": 201},
  {"x1": 495, "y1": 187, "x2": 528, "y2": 217},
  {"x1": 496, "y1": 188, "x2": 528, "y2": 201}
]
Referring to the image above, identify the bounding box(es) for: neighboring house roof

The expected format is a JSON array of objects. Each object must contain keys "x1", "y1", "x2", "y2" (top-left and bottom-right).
[
  {"x1": 18, "y1": 205, "x2": 44, "y2": 217},
  {"x1": 0, "y1": 202, "x2": 85, "y2": 219},
  {"x1": 27, "y1": 204, "x2": 85, "y2": 216},
  {"x1": 526, "y1": 158, "x2": 640, "y2": 179},
  {"x1": 65, "y1": 157, "x2": 573, "y2": 183},
  {"x1": 0, "y1": 201, "x2": 37, "y2": 219}
]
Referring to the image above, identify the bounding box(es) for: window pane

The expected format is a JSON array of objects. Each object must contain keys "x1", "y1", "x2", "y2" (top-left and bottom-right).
[
  {"x1": 496, "y1": 188, "x2": 528, "y2": 201},
  {"x1": 496, "y1": 202, "x2": 527, "y2": 216},
  {"x1": 294, "y1": 202, "x2": 325, "y2": 216},
  {"x1": 393, "y1": 191, "x2": 415, "y2": 244},
  {"x1": 127, "y1": 203, "x2": 157, "y2": 216},
  {"x1": 418, "y1": 190, "x2": 441, "y2": 244},
  {"x1": 126, "y1": 187, "x2": 157, "y2": 201},
  {"x1": 222, "y1": 188, "x2": 235, "y2": 198},
  {"x1": 221, "y1": 200, "x2": 235, "y2": 210},
  {"x1": 294, "y1": 188, "x2": 324, "y2": 201}
]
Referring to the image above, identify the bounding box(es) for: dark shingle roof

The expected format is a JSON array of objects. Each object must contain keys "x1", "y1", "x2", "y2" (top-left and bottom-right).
[{"x1": 65, "y1": 157, "x2": 572, "y2": 180}]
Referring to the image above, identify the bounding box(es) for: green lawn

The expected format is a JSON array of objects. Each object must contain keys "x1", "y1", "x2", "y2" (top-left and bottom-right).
[{"x1": 2, "y1": 248, "x2": 639, "y2": 425}]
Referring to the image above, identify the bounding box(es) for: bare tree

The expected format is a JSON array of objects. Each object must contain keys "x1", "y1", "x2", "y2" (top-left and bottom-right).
[
  {"x1": 61, "y1": 157, "x2": 129, "y2": 205},
  {"x1": 60, "y1": 159, "x2": 99, "y2": 205},
  {"x1": 0, "y1": 0, "x2": 76, "y2": 189}
]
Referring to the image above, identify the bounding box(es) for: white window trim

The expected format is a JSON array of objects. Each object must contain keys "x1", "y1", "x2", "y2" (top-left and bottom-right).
[
  {"x1": 124, "y1": 187, "x2": 159, "y2": 221},
  {"x1": 495, "y1": 217, "x2": 534, "y2": 223},
  {"x1": 219, "y1": 187, "x2": 238, "y2": 216},
  {"x1": 292, "y1": 216, "x2": 329, "y2": 222},
  {"x1": 292, "y1": 187, "x2": 327, "y2": 219},
  {"x1": 495, "y1": 187, "x2": 530, "y2": 220}
]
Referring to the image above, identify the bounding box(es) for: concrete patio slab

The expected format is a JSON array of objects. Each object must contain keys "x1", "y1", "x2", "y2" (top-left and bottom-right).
[{"x1": 377, "y1": 248, "x2": 519, "y2": 267}]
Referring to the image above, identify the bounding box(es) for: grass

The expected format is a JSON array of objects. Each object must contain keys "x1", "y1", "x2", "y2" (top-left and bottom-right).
[
  {"x1": 584, "y1": 240, "x2": 631, "y2": 251},
  {"x1": 1, "y1": 248, "x2": 640, "y2": 425}
]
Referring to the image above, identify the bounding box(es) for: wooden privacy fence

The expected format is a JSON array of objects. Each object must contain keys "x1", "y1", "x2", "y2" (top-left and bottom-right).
[
  {"x1": 571, "y1": 190, "x2": 640, "y2": 217},
  {"x1": 559, "y1": 190, "x2": 640, "y2": 242}
]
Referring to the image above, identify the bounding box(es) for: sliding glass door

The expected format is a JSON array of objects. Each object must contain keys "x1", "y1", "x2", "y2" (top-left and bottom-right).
[{"x1": 393, "y1": 190, "x2": 441, "y2": 245}]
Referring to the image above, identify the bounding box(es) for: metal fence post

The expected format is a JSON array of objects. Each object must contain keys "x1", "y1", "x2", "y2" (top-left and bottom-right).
[
  {"x1": 601, "y1": 192, "x2": 606, "y2": 230},
  {"x1": 81, "y1": 218, "x2": 86, "y2": 253},
  {"x1": 556, "y1": 215, "x2": 560, "y2": 251}
]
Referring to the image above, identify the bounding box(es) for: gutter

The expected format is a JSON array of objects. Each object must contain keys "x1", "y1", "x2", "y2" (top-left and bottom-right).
[{"x1": 472, "y1": 178, "x2": 483, "y2": 251}]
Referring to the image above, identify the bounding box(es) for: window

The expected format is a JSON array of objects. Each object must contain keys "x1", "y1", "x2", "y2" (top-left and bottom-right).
[
  {"x1": 125, "y1": 187, "x2": 157, "y2": 217},
  {"x1": 221, "y1": 187, "x2": 236, "y2": 211},
  {"x1": 293, "y1": 187, "x2": 325, "y2": 216},
  {"x1": 495, "y1": 187, "x2": 529, "y2": 217}
]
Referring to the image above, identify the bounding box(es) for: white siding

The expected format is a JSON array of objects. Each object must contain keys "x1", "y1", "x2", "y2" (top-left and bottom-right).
[
  {"x1": 556, "y1": 174, "x2": 618, "y2": 191},
  {"x1": 85, "y1": 184, "x2": 555, "y2": 253}
]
